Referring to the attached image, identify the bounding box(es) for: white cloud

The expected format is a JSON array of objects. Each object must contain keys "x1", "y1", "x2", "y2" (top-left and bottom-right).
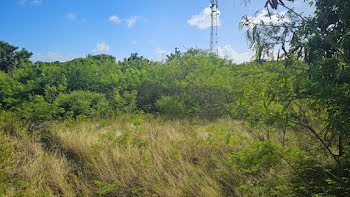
[
  {"x1": 218, "y1": 45, "x2": 253, "y2": 64},
  {"x1": 132, "y1": 40, "x2": 137, "y2": 45},
  {"x1": 18, "y1": 0, "x2": 27, "y2": 5},
  {"x1": 109, "y1": 15, "x2": 121, "y2": 24},
  {"x1": 108, "y1": 15, "x2": 138, "y2": 27},
  {"x1": 31, "y1": 0, "x2": 42, "y2": 5},
  {"x1": 125, "y1": 16, "x2": 137, "y2": 27},
  {"x1": 67, "y1": 13, "x2": 76, "y2": 21},
  {"x1": 18, "y1": 0, "x2": 42, "y2": 5},
  {"x1": 155, "y1": 48, "x2": 167, "y2": 55},
  {"x1": 94, "y1": 42, "x2": 111, "y2": 53},
  {"x1": 244, "y1": 10, "x2": 291, "y2": 27},
  {"x1": 31, "y1": 52, "x2": 84, "y2": 62},
  {"x1": 66, "y1": 14, "x2": 86, "y2": 23},
  {"x1": 188, "y1": 7, "x2": 221, "y2": 30}
]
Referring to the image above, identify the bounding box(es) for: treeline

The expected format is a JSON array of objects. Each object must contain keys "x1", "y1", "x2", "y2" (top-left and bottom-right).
[
  {"x1": 0, "y1": 42, "x2": 251, "y2": 121},
  {"x1": 0, "y1": 42, "x2": 312, "y2": 125}
]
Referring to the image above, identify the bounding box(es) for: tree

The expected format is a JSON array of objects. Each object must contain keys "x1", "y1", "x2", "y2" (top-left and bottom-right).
[
  {"x1": 241, "y1": 0, "x2": 350, "y2": 194},
  {"x1": 243, "y1": 0, "x2": 350, "y2": 152},
  {"x1": 0, "y1": 41, "x2": 33, "y2": 72}
]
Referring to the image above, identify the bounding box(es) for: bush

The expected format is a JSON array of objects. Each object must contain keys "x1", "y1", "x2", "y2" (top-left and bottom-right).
[
  {"x1": 230, "y1": 141, "x2": 289, "y2": 196},
  {"x1": 230, "y1": 141, "x2": 282, "y2": 175},
  {"x1": 155, "y1": 96, "x2": 186, "y2": 117},
  {"x1": 110, "y1": 90, "x2": 138, "y2": 114},
  {"x1": 0, "y1": 71, "x2": 24, "y2": 110},
  {"x1": 55, "y1": 91, "x2": 109, "y2": 119},
  {"x1": 0, "y1": 111, "x2": 21, "y2": 134},
  {"x1": 16, "y1": 95, "x2": 59, "y2": 123}
]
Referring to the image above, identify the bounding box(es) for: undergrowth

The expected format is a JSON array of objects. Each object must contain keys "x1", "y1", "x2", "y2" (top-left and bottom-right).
[{"x1": 0, "y1": 115, "x2": 334, "y2": 196}]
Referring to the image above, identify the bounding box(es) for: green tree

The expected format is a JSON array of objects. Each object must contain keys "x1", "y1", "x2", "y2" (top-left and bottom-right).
[
  {"x1": 0, "y1": 41, "x2": 32, "y2": 72},
  {"x1": 242, "y1": 0, "x2": 350, "y2": 155},
  {"x1": 242, "y1": 0, "x2": 350, "y2": 195}
]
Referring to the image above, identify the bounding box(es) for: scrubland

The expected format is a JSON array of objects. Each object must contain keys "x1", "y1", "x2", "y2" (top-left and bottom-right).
[
  {"x1": 1, "y1": 115, "x2": 334, "y2": 197},
  {"x1": 0, "y1": 40, "x2": 349, "y2": 196}
]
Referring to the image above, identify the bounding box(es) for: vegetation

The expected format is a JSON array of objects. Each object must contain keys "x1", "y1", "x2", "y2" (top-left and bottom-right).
[{"x1": 0, "y1": 0, "x2": 349, "y2": 196}]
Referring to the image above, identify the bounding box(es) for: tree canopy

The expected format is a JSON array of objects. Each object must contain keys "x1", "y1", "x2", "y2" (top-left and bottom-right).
[{"x1": 0, "y1": 41, "x2": 32, "y2": 72}]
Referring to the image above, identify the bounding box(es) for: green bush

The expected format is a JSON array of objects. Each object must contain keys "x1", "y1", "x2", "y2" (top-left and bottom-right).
[
  {"x1": 230, "y1": 141, "x2": 289, "y2": 196},
  {"x1": 155, "y1": 96, "x2": 186, "y2": 117},
  {"x1": 0, "y1": 71, "x2": 24, "y2": 110},
  {"x1": 55, "y1": 91, "x2": 109, "y2": 119},
  {"x1": 16, "y1": 95, "x2": 59, "y2": 123},
  {"x1": 110, "y1": 90, "x2": 138, "y2": 114},
  {"x1": 0, "y1": 111, "x2": 21, "y2": 134},
  {"x1": 230, "y1": 141, "x2": 282, "y2": 174}
]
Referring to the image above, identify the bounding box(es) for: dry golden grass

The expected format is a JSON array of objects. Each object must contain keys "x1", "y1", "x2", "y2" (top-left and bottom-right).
[
  {"x1": 1, "y1": 115, "x2": 320, "y2": 196},
  {"x1": 44, "y1": 116, "x2": 246, "y2": 196}
]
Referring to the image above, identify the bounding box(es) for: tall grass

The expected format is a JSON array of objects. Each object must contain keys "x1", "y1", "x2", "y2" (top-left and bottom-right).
[{"x1": 0, "y1": 115, "x2": 324, "y2": 196}]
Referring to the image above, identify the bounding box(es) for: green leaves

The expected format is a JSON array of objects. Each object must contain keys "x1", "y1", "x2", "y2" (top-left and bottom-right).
[
  {"x1": 16, "y1": 95, "x2": 59, "y2": 122},
  {"x1": 231, "y1": 141, "x2": 282, "y2": 174},
  {"x1": 111, "y1": 89, "x2": 138, "y2": 114},
  {"x1": 93, "y1": 180, "x2": 118, "y2": 196},
  {"x1": 155, "y1": 96, "x2": 186, "y2": 118},
  {"x1": 0, "y1": 71, "x2": 24, "y2": 110},
  {"x1": 0, "y1": 41, "x2": 32, "y2": 72},
  {"x1": 55, "y1": 91, "x2": 109, "y2": 120}
]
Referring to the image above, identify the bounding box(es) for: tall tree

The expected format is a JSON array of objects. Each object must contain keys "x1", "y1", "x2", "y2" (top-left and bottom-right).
[
  {"x1": 0, "y1": 41, "x2": 33, "y2": 72},
  {"x1": 241, "y1": 1, "x2": 350, "y2": 195}
]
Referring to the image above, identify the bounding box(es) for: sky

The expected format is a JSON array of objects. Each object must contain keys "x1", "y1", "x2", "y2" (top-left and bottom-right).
[{"x1": 0, "y1": 0, "x2": 315, "y2": 63}]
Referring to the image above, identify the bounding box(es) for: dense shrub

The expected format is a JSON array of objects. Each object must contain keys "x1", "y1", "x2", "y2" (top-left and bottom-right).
[
  {"x1": 0, "y1": 111, "x2": 21, "y2": 134},
  {"x1": 1, "y1": 49, "x2": 242, "y2": 119},
  {"x1": 110, "y1": 89, "x2": 138, "y2": 114},
  {"x1": 54, "y1": 91, "x2": 109, "y2": 119},
  {"x1": 0, "y1": 71, "x2": 24, "y2": 110},
  {"x1": 155, "y1": 96, "x2": 186, "y2": 117},
  {"x1": 16, "y1": 95, "x2": 59, "y2": 122}
]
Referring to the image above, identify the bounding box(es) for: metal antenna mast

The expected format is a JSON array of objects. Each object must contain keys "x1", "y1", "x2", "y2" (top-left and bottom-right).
[{"x1": 210, "y1": 0, "x2": 219, "y2": 55}]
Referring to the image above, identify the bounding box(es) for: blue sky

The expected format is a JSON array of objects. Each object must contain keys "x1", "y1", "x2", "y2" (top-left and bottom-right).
[{"x1": 0, "y1": 0, "x2": 314, "y2": 62}]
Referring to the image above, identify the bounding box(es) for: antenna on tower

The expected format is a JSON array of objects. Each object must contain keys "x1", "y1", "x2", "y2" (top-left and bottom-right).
[{"x1": 210, "y1": 0, "x2": 219, "y2": 55}]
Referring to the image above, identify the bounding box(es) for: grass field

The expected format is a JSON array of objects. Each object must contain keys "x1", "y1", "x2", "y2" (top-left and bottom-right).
[{"x1": 1, "y1": 114, "x2": 323, "y2": 196}]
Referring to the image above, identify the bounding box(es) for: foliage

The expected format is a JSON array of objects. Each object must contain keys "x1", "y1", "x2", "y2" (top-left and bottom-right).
[
  {"x1": 54, "y1": 91, "x2": 109, "y2": 119},
  {"x1": 242, "y1": 0, "x2": 350, "y2": 143},
  {"x1": 230, "y1": 140, "x2": 291, "y2": 196},
  {"x1": 155, "y1": 96, "x2": 186, "y2": 117},
  {"x1": 0, "y1": 41, "x2": 32, "y2": 72},
  {"x1": 241, "y1": 0, "x2": 350, "y2": 195},
  {"x1": 110, "y1": 89, "x2": 138, "y2": 114},
  {"x1": 0, "y1": 111, "x2": 21, "y2": 134},
  {"x1": 16, "y1": 95, "x2": 59, "y2": 122},
  {"x1": 0, "y1": 71, "x2": 25, "y2": 110}
]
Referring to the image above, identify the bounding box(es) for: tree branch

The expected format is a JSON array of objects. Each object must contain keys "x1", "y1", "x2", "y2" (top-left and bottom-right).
[{"x1": 293, "y1": 102, "x2": 341, "y2": 167}]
